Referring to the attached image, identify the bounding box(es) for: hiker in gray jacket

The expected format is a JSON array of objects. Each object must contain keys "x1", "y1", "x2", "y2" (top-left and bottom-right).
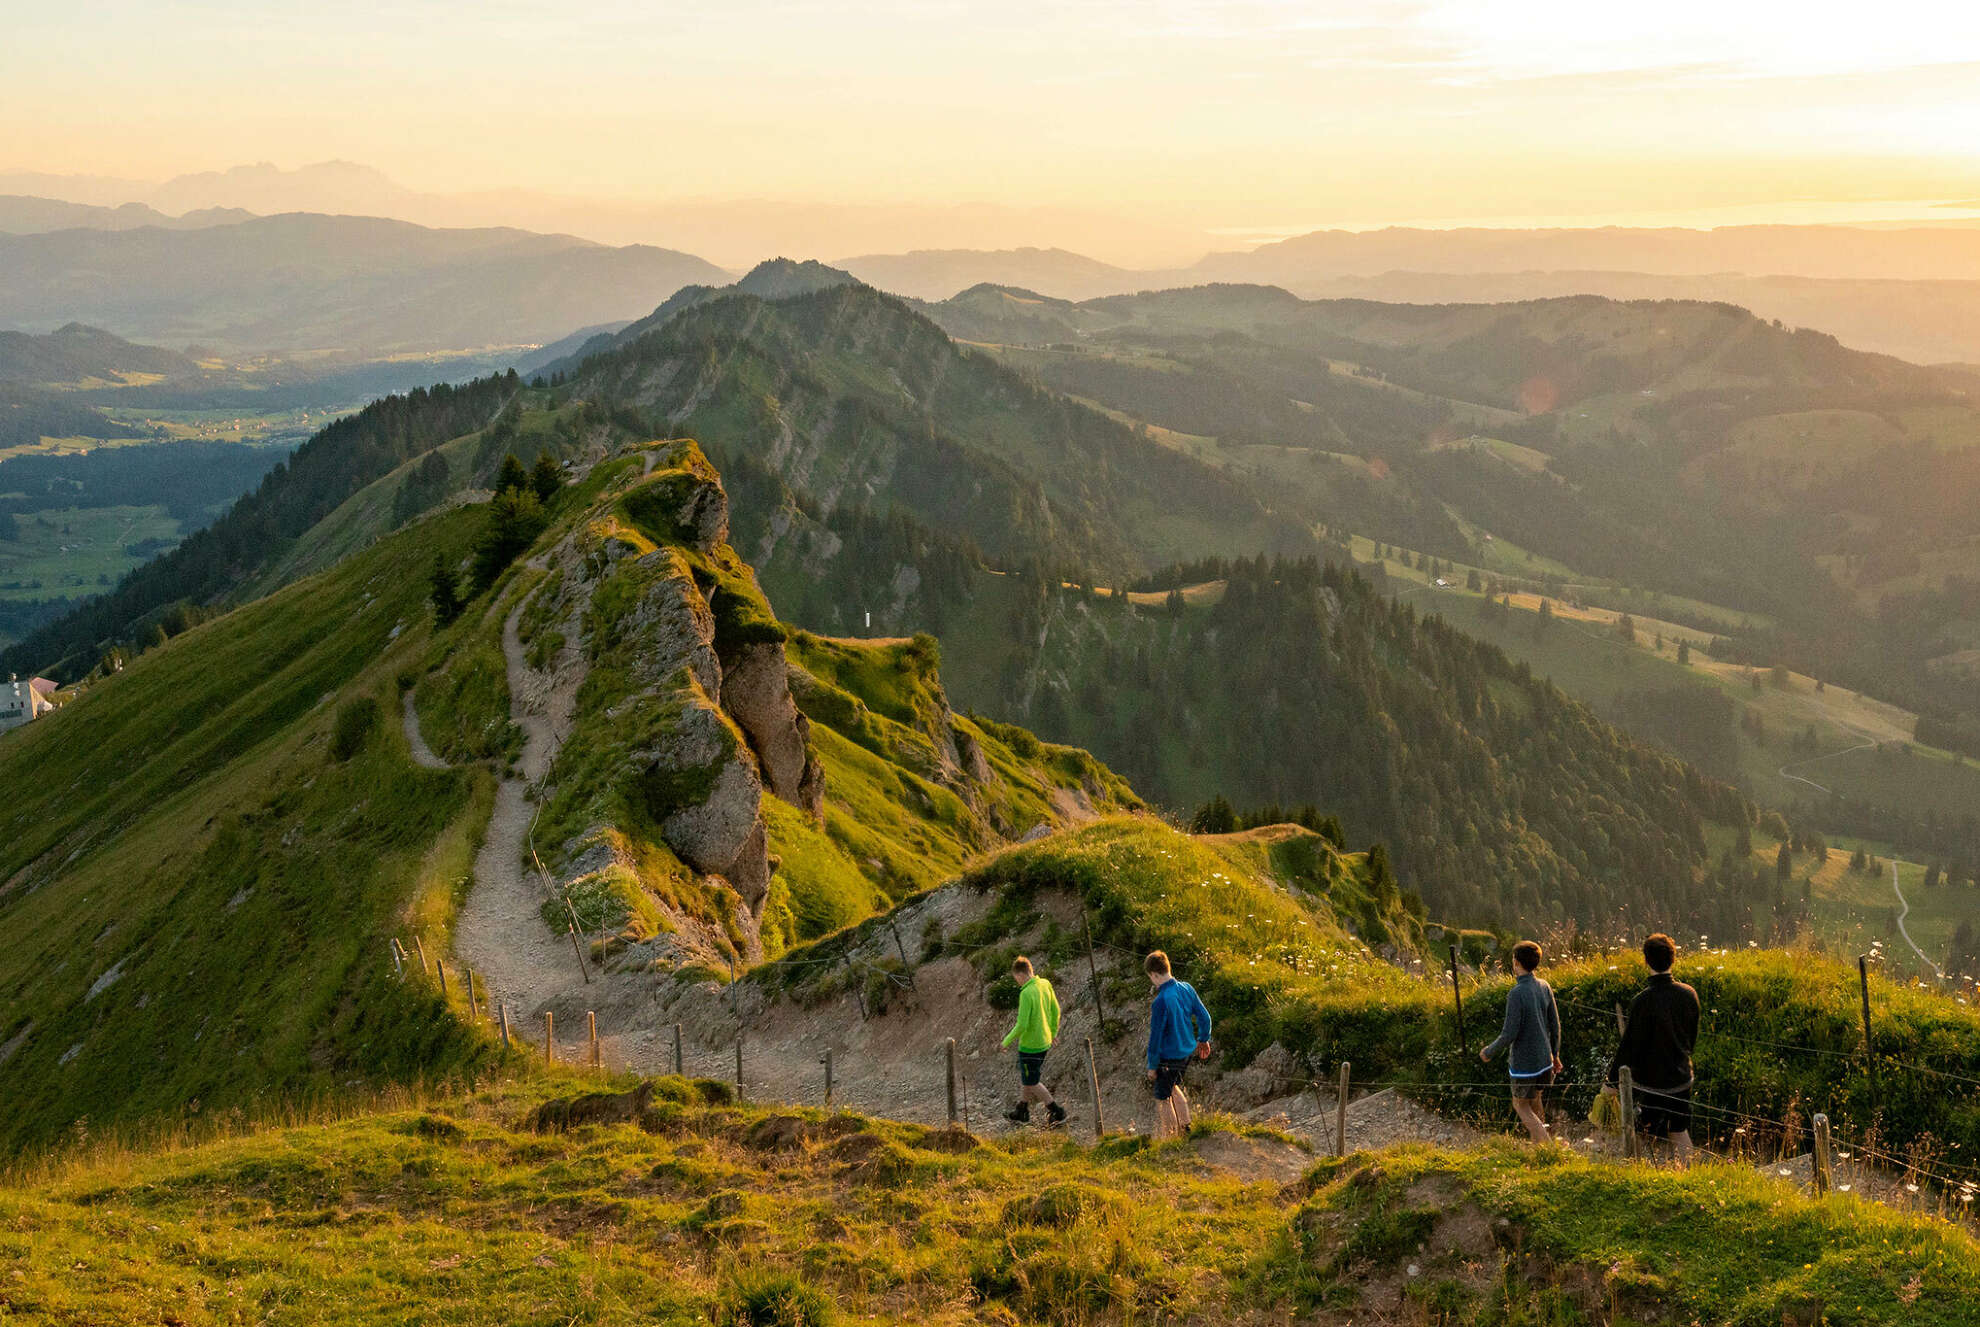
[{"x1": 1479, "y1": 940, "x2": 1563, "y2": 1142}]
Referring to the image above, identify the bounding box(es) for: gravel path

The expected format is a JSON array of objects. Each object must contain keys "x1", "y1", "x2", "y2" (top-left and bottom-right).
[
  {"x1": 453, "y1": 583, "x2": 596, "y2": 1041},
  {"x1": 401, "y1": 691, "x2": 449, "y2": 771}
]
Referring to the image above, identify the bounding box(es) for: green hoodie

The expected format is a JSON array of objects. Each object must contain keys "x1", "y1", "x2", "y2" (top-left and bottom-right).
[{"x1": 1002, "y1": 975, "x2": 1061, "y2": 1053}]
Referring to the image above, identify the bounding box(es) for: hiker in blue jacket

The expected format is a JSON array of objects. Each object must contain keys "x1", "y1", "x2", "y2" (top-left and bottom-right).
[
  {"x1": 1479, "y1": 939, "x2": 1563, "y2": 1143},
  {"x1": 1144, "y1": 950, "x2": 1212, "y2": 1140}
]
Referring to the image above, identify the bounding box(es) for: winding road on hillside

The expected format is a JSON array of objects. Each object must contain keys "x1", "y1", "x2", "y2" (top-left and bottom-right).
[
  {"x1": 1889, "y1": 859, "x2": 1945, "y2": 978},
  {"x1": 1776, "y1": 741, "x2": 1877, "y2": 796}
]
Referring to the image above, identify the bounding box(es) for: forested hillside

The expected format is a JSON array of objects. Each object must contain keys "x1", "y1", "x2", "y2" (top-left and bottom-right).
[
  {"x1": 924, "y1": 284, "x2": 1980, "y2": 765},
  {"x1": 561, "y1": 279, "x2": 1316, "y2": 574},
  {"x1": 0, "y1": 373, "x2": 521, "y2": 676}
]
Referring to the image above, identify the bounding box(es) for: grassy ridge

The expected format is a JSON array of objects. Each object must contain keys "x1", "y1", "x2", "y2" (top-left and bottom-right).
[
  {"x1": 4, "y1": 1077, "x2": 1975, "y2": 1325},
  {"x1": 959, "y1": 818, "x2": 1980, "y2": 1168}
]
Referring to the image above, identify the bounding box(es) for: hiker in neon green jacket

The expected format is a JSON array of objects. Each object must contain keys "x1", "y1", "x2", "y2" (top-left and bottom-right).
[{"x1": 1002, "y1": 956, "x2": 1066, "y2": 1126}]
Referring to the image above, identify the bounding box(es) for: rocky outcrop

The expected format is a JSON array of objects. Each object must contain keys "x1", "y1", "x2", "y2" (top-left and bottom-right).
[
  {"x1": 536, "y1": 440, "x2": 826, "y2": 930},
  {"x1": 721, "y1": 639, "x2": 825, "y2": 822},
  {"x1": 637, "y1": 696, "x2": 773, "y2": 906}
]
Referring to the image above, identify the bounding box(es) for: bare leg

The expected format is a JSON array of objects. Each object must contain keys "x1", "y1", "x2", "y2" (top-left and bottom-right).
[
  {"x1": 1171, "y1": 1086, "x2": 1193, "y2": 1135},
  {"x1": 1022, "y1": 1083, "x2": 1054, "y2": 1106},
  {"x1": 1671, "y1": 1130, "x2": 1694, "y2": 1165},
  {"x1": 1511, "y1": 1096, "x2": 1552, "y2": 1144}
]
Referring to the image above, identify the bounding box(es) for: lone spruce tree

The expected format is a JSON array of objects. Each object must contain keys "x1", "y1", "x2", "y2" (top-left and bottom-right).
[{"x1": 428, "y1": 551, "x2": 463, "y2": 626}]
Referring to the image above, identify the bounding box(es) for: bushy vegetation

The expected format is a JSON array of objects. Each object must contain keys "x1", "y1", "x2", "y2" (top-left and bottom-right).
[{"x1": 5, "y1": 1078, "x2": 1975, "y2": 1325}]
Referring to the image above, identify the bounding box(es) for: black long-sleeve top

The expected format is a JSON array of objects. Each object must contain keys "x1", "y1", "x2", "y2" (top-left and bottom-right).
[{"x1": 1606, "y1": 971, "x2": 1700, "y2": 1092}]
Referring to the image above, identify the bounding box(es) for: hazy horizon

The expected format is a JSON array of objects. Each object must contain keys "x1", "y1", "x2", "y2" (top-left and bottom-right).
[{"x1": 10, "y1": 2, "x2": 1980, "y2": 266}]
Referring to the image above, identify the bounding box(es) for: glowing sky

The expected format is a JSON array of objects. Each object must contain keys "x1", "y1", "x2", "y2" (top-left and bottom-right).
[{"x1": 9, "y1": 1, "x2": 1980, "y2": 235}]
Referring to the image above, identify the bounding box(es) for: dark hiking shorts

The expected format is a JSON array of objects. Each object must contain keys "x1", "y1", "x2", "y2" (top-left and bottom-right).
[
  {"x1": 1151, "y1": 1058, "x2": 1191, "y2": 1101},
  {"x1": 1017, "y1": 1050, "x2": 1048, "y2": 1087},
  {"x1": 1635, "y1": 1082, "x2": 1693, "y2": 1138},
  {"x1": 1510, "y1": 1068, "x2": 1554, "y2": 1101}
]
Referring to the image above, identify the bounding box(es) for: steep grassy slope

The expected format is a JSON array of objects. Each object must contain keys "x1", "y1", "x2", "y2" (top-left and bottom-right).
[
  {"x1": 8, "y1": 1080, "x2": 1978, "y2": 1326},
  {"x1": 0, "y1": 504, "x2": 503, "y2": 1156}
]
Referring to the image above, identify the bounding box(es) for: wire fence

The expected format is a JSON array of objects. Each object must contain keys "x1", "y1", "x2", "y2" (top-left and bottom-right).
[{"x1": 389, "y1": 904, "x2": 1980, "y2": 1224}]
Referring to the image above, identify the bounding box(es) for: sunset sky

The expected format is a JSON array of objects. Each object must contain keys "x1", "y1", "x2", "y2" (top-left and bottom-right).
[{"x1": 11, "y1": 1, "x2": 1980, "y2": 248}]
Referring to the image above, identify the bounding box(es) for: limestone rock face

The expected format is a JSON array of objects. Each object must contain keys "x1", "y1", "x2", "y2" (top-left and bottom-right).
[
  {"x1": 641, "y1": 698, "x2": 773, "y2": 907},
  {"x1": 721, "y1": 639, "x2": 826, "y2": 821},
  {"x1": 624, "y1": 549, "x2": 720, "y2": 695}
]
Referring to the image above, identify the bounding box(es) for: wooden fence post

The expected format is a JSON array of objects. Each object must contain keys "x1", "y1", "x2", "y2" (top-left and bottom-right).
[
  {"x1": 466, "y1": 969, "x2": 480, "y2": 1020},
  {"x1": 563, "y1": 899, "x2": 589, "y2": 985},
  {"x1": 437, "y1": 963, "x2": 449, "y2": 999},
  {"x1": 414, "y1": 935, "x2": 430, "y2": 975},
  {"x1": 1085, "y1": 1036, "x2": 1105, "y2": 1140},
  {"x1": 587, "y1": 1010, "x2": 599, "y2": 1071},
  {"x1": 498, "y1": 1003, "x2": 511, "y2": 1050},
  {"x1": 1812, "y1": 1113, "x2": 1833, "y2": 1196},
  {"x1": 544, "y1": 1011, "x2": 554, "y2": 1066},
  {"x1": 1857, "y1": 955, "x2": 1877, "y2": 1095},
  {"x1": 1080, "y1": 905, "x2": 1107, "y2": 1034},
  {"x1": 729, "y1": 955, "x2": 739, "y2": 1018},
  {"x1": 1618, "y1": 1066, "x2": 1637, "y2": 1160},
  {"x1": 1447, "y1": 946, "x2": 1466, "y2": 1054},
  {"x1": 890, "y1": 920, "x2": 917, "y2": 991},
  {"x1": 388, "y1": 939, "x2": 403, "y2": 978},
  {"x1": 823, "y1": 1050, "x2": 835, "y2": 1110},
  {"x1": 848, "y1": 957, "x2": 868, "y2": 1021},
  {"x1": 1335, "y1": 1062, "x2": 1351, "y2": 1158},
  {"x1": 734, "y1": 1039, "x2": 744, "y2": 1099},
  {"x1": 945, "y1": 1038, "x2": 959, "y2": 1126},
  {"x1": 672, "y1": 1023, "x2": 684, "y2": 1077}
]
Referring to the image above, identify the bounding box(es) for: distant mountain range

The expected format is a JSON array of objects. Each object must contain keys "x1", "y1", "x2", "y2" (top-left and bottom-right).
[{"x1": 0, "y1": 213, "x2": 727, "y2": 354}]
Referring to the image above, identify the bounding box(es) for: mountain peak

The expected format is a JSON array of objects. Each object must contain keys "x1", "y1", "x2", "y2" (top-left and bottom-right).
[{"x1": 735, "y1": 257, "x2": 859, "y2": 299}]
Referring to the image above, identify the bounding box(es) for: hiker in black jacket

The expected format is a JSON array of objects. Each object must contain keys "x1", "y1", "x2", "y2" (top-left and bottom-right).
[{"x1": 1604, "y1": 932, "x2": 1700, "y2": 1163}]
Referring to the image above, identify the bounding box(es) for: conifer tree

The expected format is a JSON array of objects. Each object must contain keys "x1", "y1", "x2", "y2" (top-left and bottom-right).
[
  {"x1": 529, "y1": 451, "x2": 562, "y2": 503},
  {"x1": 494, "y1": 453, "x2": 528, "y2": 496},
  {"x1": 428, "y1": 551, "x2": 463, "y2": 625}
]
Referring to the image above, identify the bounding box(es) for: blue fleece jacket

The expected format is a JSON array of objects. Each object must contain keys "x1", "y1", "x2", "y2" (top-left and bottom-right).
[{"x1": 1147, "y1": 977, "x2": 1212, "y2": 1070}]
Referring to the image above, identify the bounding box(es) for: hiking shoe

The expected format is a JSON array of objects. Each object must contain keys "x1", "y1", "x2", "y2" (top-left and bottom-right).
[
  {"x1": 1005, "y1": 1102, "x2": 1031, "y2": 1124},
  {"x1": 1045, "y1": 1102, "x2": 1067, "y2": 1127}
]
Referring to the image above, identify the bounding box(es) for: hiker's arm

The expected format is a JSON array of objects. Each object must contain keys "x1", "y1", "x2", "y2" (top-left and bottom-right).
[
  {"x1": 1001, "y1": 984, "x2": 1029, "y2": 1048},
  {"x1": 1482, "y1": 991, "x2": 1522, "y2": 1061},
  {"x1": 1189, "y1": 987, "x2": 1212, "y2": 1043},
  {"x1": 1546, "y1": 990, "x2": 1562, "y2": 1061}
]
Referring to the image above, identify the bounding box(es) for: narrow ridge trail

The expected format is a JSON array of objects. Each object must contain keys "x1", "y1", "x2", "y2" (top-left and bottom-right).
[{"x1": 452, "y1": 578, "x2": 601, "y2": 1047}]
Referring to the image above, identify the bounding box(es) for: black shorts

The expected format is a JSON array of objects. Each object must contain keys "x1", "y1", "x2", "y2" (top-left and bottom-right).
[
  {"x1": 1017, "y1": 1050, "x2": 1048, "y2": 1087},
  {"x1": 1151, "y1": 1058, "x2": 1190, "y2": 1101},
  {"x1": 1635, "y1": 1082, "x2": 1693, "y2": 1138},
  {"x1": 1510, "y1": 1068, "x2": 1554, "y2": 1100}
]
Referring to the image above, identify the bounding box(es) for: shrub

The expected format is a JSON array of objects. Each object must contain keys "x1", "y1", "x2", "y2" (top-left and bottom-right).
[
  {"x1": 716, "y1": 1269, "x2": 837, "y2": 1327},
  {"x1": 329, "y1": 696, "x2": 379, "y2": 761}
]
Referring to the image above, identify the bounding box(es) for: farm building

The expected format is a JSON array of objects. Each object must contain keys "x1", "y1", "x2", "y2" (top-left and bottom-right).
[{"x1": 0, "y1": 674, "x2": 55, "y2": 732}]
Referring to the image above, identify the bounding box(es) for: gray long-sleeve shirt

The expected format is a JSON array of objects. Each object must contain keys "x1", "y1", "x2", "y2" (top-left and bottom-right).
[{"x1": 1483, "y1": 971, "x2": 1561, "y2": 1078}]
